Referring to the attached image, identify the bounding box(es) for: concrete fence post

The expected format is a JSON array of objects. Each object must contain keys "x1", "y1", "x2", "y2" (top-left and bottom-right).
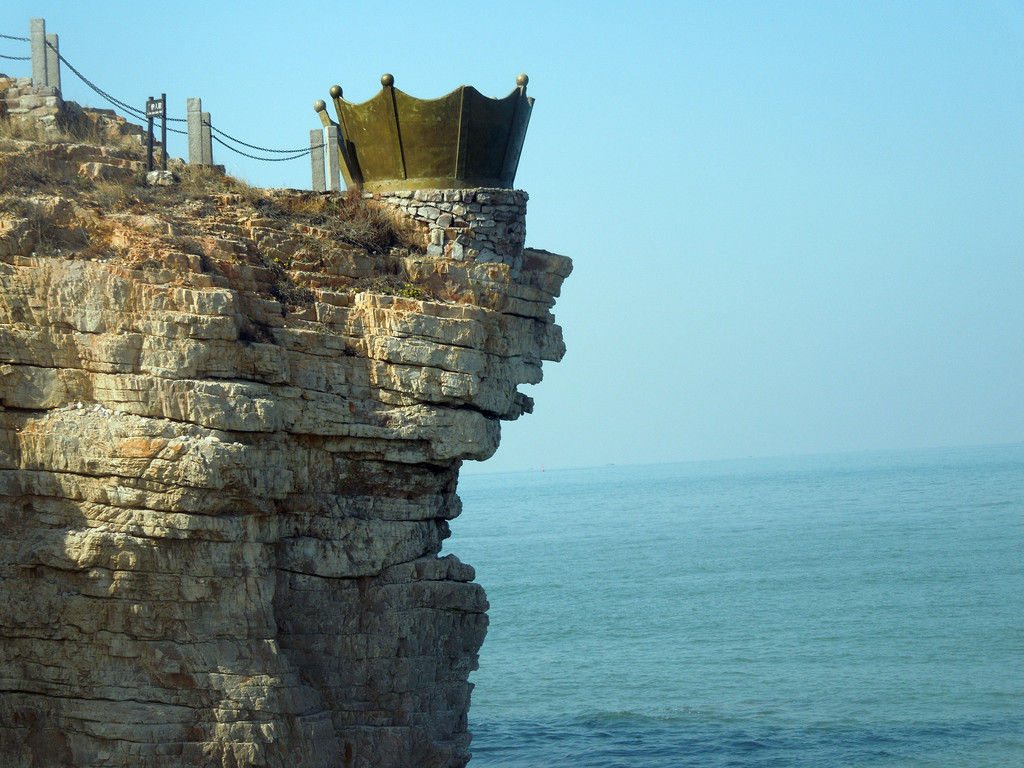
[
  {"x1": 200, "y1": 112, "x2": 213, "y2": 165},
  {"x1": 325, "y1": 125, "x2": 341, "y2": 192},
  {"x1": 44, "y1": 33, "x2": 60, "y2": 92},
  {"x1": 187, "y1": 98, "x2": 203, "y2": 164},
  {"x1": 30, "y1": 19, "x2": 46, "y2": 88},
  {"x1": 310, "y1": 130, "x2": 326, "y2": 192},
  {"x1": 188, "y1": 99, "x2": 215, "y2": 166}
]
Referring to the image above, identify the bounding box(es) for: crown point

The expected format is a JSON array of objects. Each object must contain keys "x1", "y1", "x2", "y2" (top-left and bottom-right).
[
  {"x1": 516, "y1": 73, "x2": 529, "y2": 87},
  {"x1": 329, "y1": 85, "x2": 342, "y2": 99},
  {"x1": 381, "y1": 73, "x2": 395, "y2": 87},
  {"x1": 313, "y1": 99, "x2": 326, "y2": 113}
]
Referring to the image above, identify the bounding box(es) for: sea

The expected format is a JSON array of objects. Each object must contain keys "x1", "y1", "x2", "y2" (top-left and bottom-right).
[{"x1": 443, "y1": 443, "x2": 1024, "y2": 767}]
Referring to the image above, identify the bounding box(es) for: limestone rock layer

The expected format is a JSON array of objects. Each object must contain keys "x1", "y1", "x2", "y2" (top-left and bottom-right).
[{"x1": 0, "y1": 129, "x2": 570, "y2": 768}]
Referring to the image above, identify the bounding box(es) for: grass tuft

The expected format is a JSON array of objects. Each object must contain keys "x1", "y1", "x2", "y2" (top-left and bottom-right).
[{"x1": 275, "y1": 188, "x2": 422, "y2": 254}]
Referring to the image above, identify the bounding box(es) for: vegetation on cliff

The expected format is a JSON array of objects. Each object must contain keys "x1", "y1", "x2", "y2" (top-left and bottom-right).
[{"x1": 0, "y1": 109, "x2": 428, "y2": 318}]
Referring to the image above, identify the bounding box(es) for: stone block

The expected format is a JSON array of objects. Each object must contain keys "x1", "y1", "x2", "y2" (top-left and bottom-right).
[
  {"x1": 186, "y1": 98, "x2": 203, "y2": 164},
  {"x1": 309, "y1": 129, "x2": 325, "y2": 192},
  {"x1": 325, "y1": 125, "x2": 340, "y2": 192},
  {"x1": 27, "y1": 106, "x2": 60, "y2": 121},
  {"x1": 145, "y1": 170, "x2": 177, "y2": 186},
  {"x1": 30, "y1": 18, "x2": 46, "y2": 88},
  {"x1": 45, "y1": 33, "x2": 60, "y2": 92},
  {"x1": 200, "y1": 112, "x2": 212, "y2": 165},
  {"x1": 79, "y1": 162, "x2": 135, "y2": 181},
  {"x1": 475, "y1": 248, "x2": 502, "y2": 263}
]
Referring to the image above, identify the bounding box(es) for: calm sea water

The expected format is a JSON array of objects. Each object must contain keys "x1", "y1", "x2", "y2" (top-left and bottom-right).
[{"x1": 444, "y1": 444, "x2": 1024, "y2": 767}]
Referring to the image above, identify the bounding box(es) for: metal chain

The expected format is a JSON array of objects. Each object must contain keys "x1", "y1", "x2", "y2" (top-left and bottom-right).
[
  {"x1": 45, "y1": 41, "x2": 149, "y2": 121},
  {"x1": 4, "y1": 32, "x2": 321, "y2": 163},
  {"x1": 42, "y1": 43, "x2": 186, "y2": 137},
  {"x1": 210, "y1": 124, "x2": 317, "y2": 154},
  {"x1": 211, "y1": 134, "x2": 313, "y2": 161},
  {"x1": 1, "y1": 31, "x2": 29, "y2": 59}
]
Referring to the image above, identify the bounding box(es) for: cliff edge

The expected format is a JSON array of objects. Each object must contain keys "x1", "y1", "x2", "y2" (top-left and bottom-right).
[{"x1": 0, "y1": 78, "x2": 570, "y2": 768}]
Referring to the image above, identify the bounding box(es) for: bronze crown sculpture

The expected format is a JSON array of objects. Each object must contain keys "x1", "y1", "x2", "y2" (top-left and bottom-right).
[{"x1": 314, "y1": 74, "x2": 533, "y2": 192}]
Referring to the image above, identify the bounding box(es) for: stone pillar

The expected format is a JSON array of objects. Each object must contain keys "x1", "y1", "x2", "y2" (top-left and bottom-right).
[
  {"x1": 187, "y1": 100, "x2": 214, "y2": 166},
  {"x1": 30, "y1": 19, "x2": 46, "y2": 88},
  {"x1": 45, "y1": 33, "x2": 60, "y2": 92},
  {"x1": 200, "y1": 112, "x2": 213, "y2": 165},
  {"x1": 310, "y1": 129, "x2": 326, "y2": 192},
  {"x1": 326, "y1": 125, "x2": 341, "y2": 192},
  {"x1": 187, "y1": 98, "x2": 203, "y2": 164}
]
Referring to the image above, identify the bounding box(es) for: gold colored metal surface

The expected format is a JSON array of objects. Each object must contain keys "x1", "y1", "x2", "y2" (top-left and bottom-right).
[{"x1": 314, "y1": 75, "x2": 533, "y2": 191}]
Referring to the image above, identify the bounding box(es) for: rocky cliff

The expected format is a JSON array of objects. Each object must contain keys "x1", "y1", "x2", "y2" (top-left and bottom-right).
[{"x1": 0, "y1": 83, "x2": 570, "y2": 767}]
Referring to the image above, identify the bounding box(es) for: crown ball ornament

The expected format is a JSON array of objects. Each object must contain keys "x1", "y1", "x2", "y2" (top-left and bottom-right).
[{"x1": 314, "y1": 73, "x2": 534, "y2": 192}]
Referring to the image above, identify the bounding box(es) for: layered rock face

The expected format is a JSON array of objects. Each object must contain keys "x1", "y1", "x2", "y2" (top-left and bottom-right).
[{"x1": 0, "y1": 125, "x2": 570, "y2": 767}]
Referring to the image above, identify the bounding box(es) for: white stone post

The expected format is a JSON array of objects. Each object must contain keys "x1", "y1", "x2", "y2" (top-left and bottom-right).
[
  {"x1": 201, "y1": 112, "x2": 213, "y2": 165},
  {"x1": 30, "y1": 19, "x2": 46, "y2": 88},
  {"x1": 187, "y1": 98, "x2": 203, "y2": 164},
  {"x1": 310, "y1": 130, "x2": 326, "y2": 192},
  {"x1": 45, "y1": 33, "x2": 60, "y2": 92},
  {"x1": 187, "y1": 100, "x2": 214, "y2": 166},
  {"x1": 326, "y1": 125, "x2": 341, "y2": 192}
]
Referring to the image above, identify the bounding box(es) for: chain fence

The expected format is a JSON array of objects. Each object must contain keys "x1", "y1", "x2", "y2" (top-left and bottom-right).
[
  {"x1": 2, "y1": 29, "x2": 324, "y2": 161},
  {"x1": 0, "y1": 31, "x2": 29, "y2": 60}
]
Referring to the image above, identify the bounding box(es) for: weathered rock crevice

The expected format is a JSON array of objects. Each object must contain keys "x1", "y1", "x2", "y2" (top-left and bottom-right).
[{"x1": 0, "y1": 87, "x2": 570, "y2": 767}]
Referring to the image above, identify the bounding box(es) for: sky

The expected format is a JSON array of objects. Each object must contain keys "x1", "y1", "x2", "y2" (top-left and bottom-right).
[{"x1": 4, "y1": 1, "x2": 1023, "y2": 473}]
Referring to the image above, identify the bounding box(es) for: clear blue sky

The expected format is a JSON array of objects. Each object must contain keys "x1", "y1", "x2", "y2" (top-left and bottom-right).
[{"x1": 5, "y1": 1, "x2": 1023, "y2": 473}]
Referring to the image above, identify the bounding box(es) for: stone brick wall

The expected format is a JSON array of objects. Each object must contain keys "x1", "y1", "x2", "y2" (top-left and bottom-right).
[
  {"x1": 0, "y1": 75, "x2": 64, "y2": 137},
  {"x1": 367, "y1": 188, "x2": 529, "y2": 273},
  {"x1": 1, "y1": 75, "x2": 147, "y2": 150}
]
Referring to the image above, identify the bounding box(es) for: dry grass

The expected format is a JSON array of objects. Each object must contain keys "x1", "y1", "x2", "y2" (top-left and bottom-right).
[
  {"x1": 1, "y1": 115, "x2": 420, "y2": 258},
  {"x1": 65, "y1": 116, "x2": 142, "y2": 152},
  {"x1": 88, "y1": 178, "x2": 133, "y2": 209},
  {"x1": 0, "y1": 197, "x2": 90, "y2": 255},
  {"x1": 0, "y1": 156, "x2": 250, "y2": 213},
  {"x1": 351, "y1": 275, "x2": 427, "y2": 298},
  {"x1": 0, "y1": 112, "x2": 139, "y2": 152},
  {"x1": 0, "y1": 115, "x2": 142, "y2": 198},
  {"x1": 0, "y1": 150, "x2": 64, "y2": 193},
  {"x1": 173, "y1": 165, "x2": 227, "y2": 199},
  {"x1": 272, "y1": 188, "x2": 422, "y2": 254},
  {"x1": 0, "y1": 115, "x2": 429, "y2": 309},
  {"x1": 269, "y1": 276, "x2": 315, "y2": 307},
  {"x1": 224, "y1": 176, "x2": 270, "y2": 208},
  {"x1": 0, "y1": 118, "x2": 45, "y2": 142}
]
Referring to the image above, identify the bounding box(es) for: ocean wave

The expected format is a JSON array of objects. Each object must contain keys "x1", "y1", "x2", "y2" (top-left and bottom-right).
[{"x1": 468, "y1": 714, "x2": 1023, "y2": 767}]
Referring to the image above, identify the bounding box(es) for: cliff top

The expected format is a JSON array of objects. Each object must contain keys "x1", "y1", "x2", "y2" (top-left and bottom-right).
[
  {"x1": 0, "y1": 97, "x2": 427, "y2": 306},
  {"x1": 0, "y1": 81, "x2": 569, "y2": 327}
]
